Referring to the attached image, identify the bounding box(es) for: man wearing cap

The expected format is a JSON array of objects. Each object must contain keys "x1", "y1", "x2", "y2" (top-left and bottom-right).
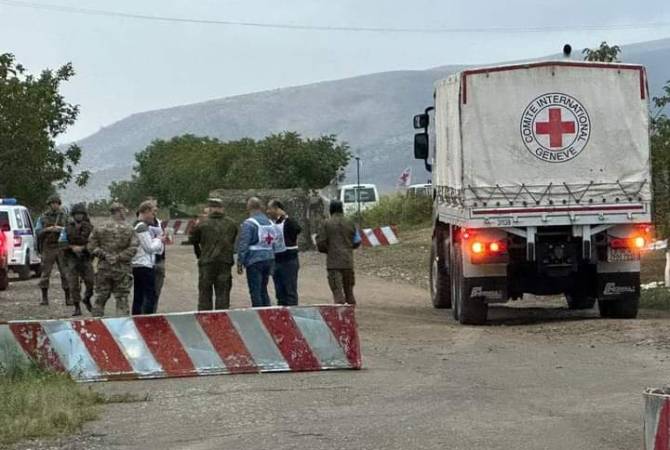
[
  {"x1": 59, "y1": 203, "x2": 95, "y2": 316},
  {"x1": 88, "y1": 203, "x2": 139, "y2": 316},
  {"x1": 35, "y1": 194, "x2": 69, "y2": 306},
  {"x1": 190, "y1": 198, "x2": 238, "y2": 310}
]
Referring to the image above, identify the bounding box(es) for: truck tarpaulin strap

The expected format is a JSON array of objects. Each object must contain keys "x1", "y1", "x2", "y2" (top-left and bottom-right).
[{"x1": 0, "y1": 305, "x2": 362, "y2": 382}]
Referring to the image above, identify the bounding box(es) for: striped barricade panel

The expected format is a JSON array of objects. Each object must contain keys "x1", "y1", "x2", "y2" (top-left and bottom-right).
[
  {"x1": 0, "y1": 305, "x2": 361, "y2": 382},
  {"x1": 361, "y1": 226, "x2": 400, "y2": 247},
  {"x1": 645, "y1": 390, "x2": 670, "y2": 450}
]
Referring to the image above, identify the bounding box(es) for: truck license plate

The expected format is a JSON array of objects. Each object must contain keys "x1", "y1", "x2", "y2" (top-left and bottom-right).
[{"x1": 607, "y1": 248, "x2": 638, "y2": 262}]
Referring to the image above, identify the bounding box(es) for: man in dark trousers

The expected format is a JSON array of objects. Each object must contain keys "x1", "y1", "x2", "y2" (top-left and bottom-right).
[
  {"x1": 191, "y1": 198, "x2": 238, "y2": 310},
  {"x1": 36, "y1": 194, "x2": 69, "y2": 306},
  {"x1": 237, "y1": 197, "x2": 276, "y2": 307},
  {"x1": 59, "y1": 203, "x2": 95, "y2": 316},
  {"x1": 316, "y1": 200, "x2": 360, "y2": 305},
  {"x1": 267, "y1": 199, "x2": 302, "y2": 306},
  {"x1": 131, "y1": 201, "x2": 164, "y2": 315}
]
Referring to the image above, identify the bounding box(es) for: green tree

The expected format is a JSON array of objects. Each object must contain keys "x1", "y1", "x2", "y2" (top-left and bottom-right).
[
  {"x1": 113, "y1": 132, "x2": 350, "y2": 207},
  {"x1": 0, "y1": 53, "x2": 88, "y2": 209},
  {"x1": 582, "y1": 41, "x2": 621, "y2": 62},
  {"x1": 651, "y1": 81, "x2": 670, "y2": 237}
]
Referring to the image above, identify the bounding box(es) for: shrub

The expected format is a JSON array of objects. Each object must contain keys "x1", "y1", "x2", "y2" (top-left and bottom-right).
[{"x1": 360, "y1": 194, "x2": 432, "y2": 229}]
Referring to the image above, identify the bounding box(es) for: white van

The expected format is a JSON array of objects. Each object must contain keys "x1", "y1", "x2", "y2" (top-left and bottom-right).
[
  {"x1": 0, "y1": 198, "x2": 41, "y2": 280},
  {"x1": 338, "y1": 184, "x2": 379, "y2": 215},
  {"x1": 407, "y1": 183, "x2": 432, "y2": 197}
]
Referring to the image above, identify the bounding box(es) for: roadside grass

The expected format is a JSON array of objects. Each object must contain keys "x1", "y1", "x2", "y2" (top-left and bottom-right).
[
  {"x1": 360, "y1": 194, "x2": 432, "y2": 230},
  {"x1": 0, "y1": 353, "x2": 147, "y2": 446}
]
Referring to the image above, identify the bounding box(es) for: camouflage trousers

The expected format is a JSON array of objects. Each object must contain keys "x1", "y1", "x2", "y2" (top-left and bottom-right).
[
  {"x1": 198, "y1": 262, "x2": 232, "y2": 311},
  {"x1": 38, "y1": 247, "x2": 68, "y2": 291},
  {"x1": 63, "y1": 254, "x2": 94, "y2": 305},
  {"x1": 92, "y1": 268, "x2": 133, "y2": 317}
]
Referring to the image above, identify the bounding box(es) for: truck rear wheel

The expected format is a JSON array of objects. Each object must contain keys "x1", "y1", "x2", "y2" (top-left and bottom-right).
[
  {"x1": 565, "y1": 293, "x2": 596, "y2": 310},
  {"x1": 452, "y1": 243, "x2": 487, "y2": 325},
  {"x1": 598, "y1": 297, "x2": 639, "y2": 319},
  {"x1": 430, "y1": 229, "x2": 451, "y2": 309},
  {"x1": 0, "y1": 268, "x2": 8, "y2": 291}
]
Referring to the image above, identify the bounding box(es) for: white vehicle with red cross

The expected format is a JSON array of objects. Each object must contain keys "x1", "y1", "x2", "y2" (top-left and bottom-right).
[{"x1": 413, "y1": 60, "x2": 652, "y2": 324}]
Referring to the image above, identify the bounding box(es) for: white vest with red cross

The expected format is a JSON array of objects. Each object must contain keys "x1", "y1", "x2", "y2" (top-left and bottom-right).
[{"x1": 246, "y1": 218, "x2": 278, "y2": 252}]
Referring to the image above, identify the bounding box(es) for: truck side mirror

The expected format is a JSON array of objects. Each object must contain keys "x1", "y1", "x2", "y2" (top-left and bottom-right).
[
  {"x1": 413, "y1": 113, "x2": 429, "y2": 130},
  {"x1": 414, "y1": 133, "x2": 429, "y2": 160}
]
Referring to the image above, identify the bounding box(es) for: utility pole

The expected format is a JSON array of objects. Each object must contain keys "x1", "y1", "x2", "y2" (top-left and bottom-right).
[{"x1": 355, "y1": 156, "x2": 361, "y2": 222}]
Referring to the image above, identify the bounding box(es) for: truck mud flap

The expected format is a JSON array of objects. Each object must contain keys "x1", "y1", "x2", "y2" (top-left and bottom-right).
[
  {"x1": 597, "y1": 272, "x2": 640, "y2": 301},
  {"x1": 464, "y1": 277, "x2": 507, "y2": 304}
]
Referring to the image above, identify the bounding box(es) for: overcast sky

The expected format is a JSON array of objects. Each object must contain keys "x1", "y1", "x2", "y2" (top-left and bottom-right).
[{"x1": 1, "y1": 0, "x2": 669, "y2": 142}]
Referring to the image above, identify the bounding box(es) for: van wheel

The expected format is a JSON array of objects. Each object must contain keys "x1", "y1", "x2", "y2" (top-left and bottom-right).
[
  {"x1": 430, "y1": 229, "x2": 451, "y2": 309},
  {"x1": 0, "y1": 268, "x2": 8, "y2": 291},
  {"x1": 452, "y1": 243, "x2": 487, "y2": 325},
  {"x1": 17, "y1": 253, "x2": 32, "y2": 281},
  {"x1": 598, "y1": 297, "x2": 639, "y2": 319}
]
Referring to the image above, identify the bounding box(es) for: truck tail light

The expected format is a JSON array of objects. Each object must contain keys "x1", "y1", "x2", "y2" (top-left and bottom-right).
[
  {"x1": 470, "y1": 239, "x2": 507, "y2": 259},
  {"x1": 471, "y1": 241, "x2": 484, "y2": 254},
  {"x1": 13, "y1": 236, "x2": 22, "y2": 247},
  {"x1": 609, "y1": 237, "x2": 645, "y2": 250}
]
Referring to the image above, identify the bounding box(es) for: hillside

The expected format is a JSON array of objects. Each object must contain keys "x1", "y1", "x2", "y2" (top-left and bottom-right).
[{"x1": 66, "y1": 39, "x2": 670, "y2": 201}]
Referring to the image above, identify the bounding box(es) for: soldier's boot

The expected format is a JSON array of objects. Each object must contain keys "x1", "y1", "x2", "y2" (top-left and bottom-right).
[
  {"x1": 72, "y1": 303, "x2": 82, "y2": 317},
  {"x1": 40, "y1": 288, "x2": 49, "y2": 306},
  {"x1": 82, "y1": 290, "x2": 93, "y2": 313},
  {"x1": 64, "y1": 289, "x2": 73, "y2": 306}
]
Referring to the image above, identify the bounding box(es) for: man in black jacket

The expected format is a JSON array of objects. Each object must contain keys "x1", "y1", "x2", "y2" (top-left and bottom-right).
[{"x1": 267, "y1": 199, "x2": 302, "y2": 306}]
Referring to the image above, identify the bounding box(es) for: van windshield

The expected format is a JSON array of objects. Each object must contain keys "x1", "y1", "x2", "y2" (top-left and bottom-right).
[{"x1": 343, "y1": 188, "x2": 376, "y2": 203}]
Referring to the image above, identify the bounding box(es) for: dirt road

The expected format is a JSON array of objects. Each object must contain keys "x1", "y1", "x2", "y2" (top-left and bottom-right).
[{"x1": 5, "y1": 244, "x2": 670, "y2": 449}]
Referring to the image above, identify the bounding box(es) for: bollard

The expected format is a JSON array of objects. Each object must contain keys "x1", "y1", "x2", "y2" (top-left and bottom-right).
[{"x1": 645, "y1": 388, "x2": 670, "y2": 449}]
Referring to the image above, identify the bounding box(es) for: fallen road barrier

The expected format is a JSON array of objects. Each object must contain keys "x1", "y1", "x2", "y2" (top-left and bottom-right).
[
  {"x1": 645, "y1": 388, "x2": 670, "y2": 449},
  {"x1": 0, "y1": 305, "x2": 361, "y2": 382}
]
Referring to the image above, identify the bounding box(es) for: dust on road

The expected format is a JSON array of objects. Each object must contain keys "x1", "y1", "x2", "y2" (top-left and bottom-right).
[{"x1": 4, "y1": 244, "x2": 670, "y2": 450}]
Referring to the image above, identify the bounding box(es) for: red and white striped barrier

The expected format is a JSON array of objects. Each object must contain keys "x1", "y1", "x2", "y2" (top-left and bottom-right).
[
  {"x1": 645, "y1": 389, "x2": 670, "y2": 449},
  {"x1": 0, "y1": 306, "x2": 361, "y2": 382},
  {"x1": 360, "y1": 226, "x2": 399, "y2": 247},
  {"x1": 163, "y1": 219, "x2": 196, "y2": 236}
]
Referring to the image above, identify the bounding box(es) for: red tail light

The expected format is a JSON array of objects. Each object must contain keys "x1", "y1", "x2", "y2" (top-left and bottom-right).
[{"x1": 610, "y1": 237, "x2": 646, "y2": 250}]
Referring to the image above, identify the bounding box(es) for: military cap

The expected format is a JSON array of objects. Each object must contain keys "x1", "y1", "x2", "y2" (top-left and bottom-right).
[
  {"x1": 109, "y1": 202, "x2": 126, "y2": 213},
  {"x1": 70, "y1": 203, "x2": 87, "y2": 215},
  {"x1": 46, "y1": 194, "x2": 62, "y2": 205},
  {"x1": 207, "y1": 198, "x2": 224, "y2": 208}
]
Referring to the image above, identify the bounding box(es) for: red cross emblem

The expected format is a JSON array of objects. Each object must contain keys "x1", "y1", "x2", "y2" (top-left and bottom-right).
[
  {"x1": 264, "y1": 233, "x2": 274, "y2": 245},
  {"x1": 534, "y1": 108, "x2": 576, "y2": 148}
]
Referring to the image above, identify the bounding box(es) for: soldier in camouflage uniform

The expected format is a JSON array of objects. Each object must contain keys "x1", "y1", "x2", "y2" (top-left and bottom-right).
[
  {"x1": 190, "y1": 198, "x2": 238, "y2": 310},
  {"x1": 87, "y1": 203, "x2": 139, "y2": 317},
  {"x1": 59, "y1": 203, "x2": 95, "y2": 317},
  {"x1": 36, "y1": 194, "x2": 69, "y2": 306}
]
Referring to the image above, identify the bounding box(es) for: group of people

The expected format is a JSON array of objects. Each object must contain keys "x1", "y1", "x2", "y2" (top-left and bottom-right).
[
  {"x1": 35, "y1": 194, "x2": 360, "y2": 318},
  {"x1": 37, "y1": 195, "x2": 166, "y2": 317}
]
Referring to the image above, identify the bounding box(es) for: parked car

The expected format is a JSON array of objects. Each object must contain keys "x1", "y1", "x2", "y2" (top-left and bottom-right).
[{"x1": 0, "y1": 198, "x2": 41, "y2": 281}]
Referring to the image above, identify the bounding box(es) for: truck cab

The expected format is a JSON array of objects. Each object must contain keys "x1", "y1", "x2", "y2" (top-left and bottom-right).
[
  {"x1": 413, "y1": 60, "x2": 651, "y2": 324},
  {"x1": 0, "y1": 198, "x2": 41, "y2": 282}
]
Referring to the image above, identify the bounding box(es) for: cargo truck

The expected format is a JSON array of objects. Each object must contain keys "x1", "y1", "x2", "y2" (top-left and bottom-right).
[{"x1": 413, "y1": 60, "x2": 652, "y2": 324}]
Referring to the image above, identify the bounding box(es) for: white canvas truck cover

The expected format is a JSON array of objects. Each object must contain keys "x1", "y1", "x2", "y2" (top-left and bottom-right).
[{"x1": 434, "y1": 61, "x2": 650, "y2": 207}]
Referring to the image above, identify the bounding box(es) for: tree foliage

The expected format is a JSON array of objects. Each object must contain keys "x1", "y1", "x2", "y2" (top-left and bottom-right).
[
  {"x1": 651, "y1": 82, "x2": 670, "y2": 237},
  {"x1": 109, "y1": 132, "x2": 350, "y2": 208},
  {"x1": 582, "y1": 41, "x2": 621, "y2": 62},
  {"x1": 0, "y1": 53, "x2": 88, "y2": 210}
]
